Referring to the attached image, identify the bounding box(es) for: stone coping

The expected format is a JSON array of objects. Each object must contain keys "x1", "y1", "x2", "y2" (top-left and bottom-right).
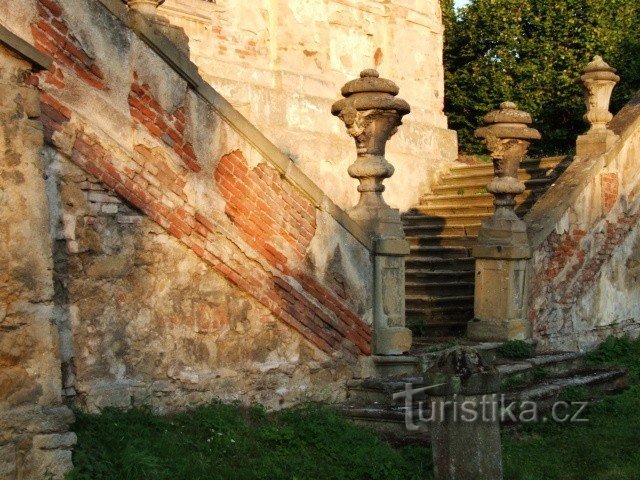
[
  {"x1": 0, "y1": 24, "x2": 52, "y2": 70},
  {"x1": 95, "y1": 0, "x2": 374, "y2": 251},
  {"x1": 525, "y1": 91, "x2": 640, "y2": 248}
]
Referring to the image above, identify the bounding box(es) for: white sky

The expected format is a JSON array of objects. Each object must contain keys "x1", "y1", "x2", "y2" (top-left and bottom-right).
[{"x1": 454, "y1": 0, "x2": 470, "y2": 8}]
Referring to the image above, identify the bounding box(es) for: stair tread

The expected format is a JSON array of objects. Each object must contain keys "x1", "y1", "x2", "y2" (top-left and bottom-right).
[
  {"x1": 504, "y1": 367, "x2": 627, "y2": 399},
  {"x1": 449, "y1": 157, "x2": 566, "y2": 172},
  {"x1": 405, "y1": 281, "x2": 475, "y2": 287}
]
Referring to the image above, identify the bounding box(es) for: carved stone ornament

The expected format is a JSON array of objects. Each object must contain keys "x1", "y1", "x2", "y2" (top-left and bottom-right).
[
  {"x1": 332, "y1": 69, "x2": 410, "y2": 239},
  {"x1": 473, "y1": 102, "x2": 541, "y2": 259},
  {"x1": 580, "y1": 56, "x2": 620, "y2": 132},
  {"x1": 124, "y1": 0, "x2": 165, "y2": 16}
]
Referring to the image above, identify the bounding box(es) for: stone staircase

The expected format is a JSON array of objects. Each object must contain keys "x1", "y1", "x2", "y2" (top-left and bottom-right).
[
  {"x1": 343, "y1": 339, "x2": 628, "y2": 445},
  {"x1": 402, "y1": 156, "x2": 570, "y2": 337}
]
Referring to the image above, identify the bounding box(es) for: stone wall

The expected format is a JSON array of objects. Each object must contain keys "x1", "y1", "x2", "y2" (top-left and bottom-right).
[
  {"x1": 525, "y1": 93, "x2": 640, "y2": 352},
  {"x1": 1, "y1": 0, "x2": 375, "y2": 420},
  {"x1": 157, "y1": 0, "x2": 458, "y2": 212},
  {"x1": 0, "y1": 43, "x2": 75, "y2": 479}
]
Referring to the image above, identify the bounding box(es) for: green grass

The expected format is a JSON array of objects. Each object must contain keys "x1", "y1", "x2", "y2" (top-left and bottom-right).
[
  {"x1": 497, "y1": 340, "x2": 533, "y2": 359},
  {"x1": 67, "y1": 336, "x2": 640, "y2": 480},
  {"x1": 501, "y1": 374, "x2": 529, "y2": 390},
  {"x1": 503, "y1": 386, "x2": 640, "y2": 480},
  {"x1": 587, "y1": 335, "x2": 640, "y2": 381},
  {"x1": 66, "y1": 402, "x2": 432, "y2": 480}
]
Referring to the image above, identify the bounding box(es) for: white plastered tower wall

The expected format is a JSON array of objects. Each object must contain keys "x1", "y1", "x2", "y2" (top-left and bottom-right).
[{"x1": 158, "y1": 0, "x2": 458, "y2": 212}]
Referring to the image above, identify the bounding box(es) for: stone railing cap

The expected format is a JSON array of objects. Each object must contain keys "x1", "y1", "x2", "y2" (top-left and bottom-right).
[
  {"x1": 475, "y1": 102, "x2": 541, "y2": 141},
  {"x1": 332, "y1": 69, "x2": 410, "y2": 116},
  {"x1": 340, "y1": 69, "x2": 400, "y2": 97},
  {"x1": 581, "y1": 55, "x2": 620, "y2": 83}
]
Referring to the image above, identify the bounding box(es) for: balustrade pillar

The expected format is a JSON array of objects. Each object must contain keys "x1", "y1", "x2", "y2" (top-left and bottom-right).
[
  {"x1": 467, "y1": 102, "x2": 540, "y2": 342},
  {"x1": 332, "y1": 69, "x2": 412, "y2": 356}
]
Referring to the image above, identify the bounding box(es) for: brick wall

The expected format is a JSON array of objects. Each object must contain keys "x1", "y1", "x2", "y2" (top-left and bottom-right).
[{"x1": 10, "y1": 0, "x2": 374, "y2": 415}]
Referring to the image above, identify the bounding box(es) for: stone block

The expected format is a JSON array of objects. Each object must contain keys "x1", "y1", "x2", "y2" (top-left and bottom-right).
[{"x1": 374, "y1": 326, "x2": 412, "y2": 356}]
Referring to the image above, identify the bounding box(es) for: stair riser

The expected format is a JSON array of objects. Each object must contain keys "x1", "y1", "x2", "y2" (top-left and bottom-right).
[
  {"x1": 406, "y1": 259, "x2": 475, "y2": 271},
  {"x1": 419, "y1": 194, "x2": 532, "y2": 208},
  {"x1": 417, "y1": 205, "x2": 496, "y2": 216},
  {"x1": 406, "y1": 272, "x2": 474, "y2": 283},
  {"x1": 409, "y1": 248, "x2": 472, "y2": 259},
  {"x1": 406, "y1": 283, "x2": 474, "y2": 296},
  {"x1": 448, "y1": 158, "x2": 567, "y2": 176},
  {"x1": 407, "y1": 297, "x2": 474, "y2": 309},
  {"x1": 402, "y1": 215, "x2": 489, "y2": 226},
  {"x1": 406, "y1": 311, "x2": 472, "y2": 325},
  {"x1": 403, "y1": 225, "x2": 481, "y2": 237},
  {"x1": 406, "y1": 236, "x2": 478, "y2": 248},
  {"x1": 434, "y1": 183, "x2": 551, "y2": 196},
  {"x1": 440, "y1": 171, "x2": 561, "y2": 187}
]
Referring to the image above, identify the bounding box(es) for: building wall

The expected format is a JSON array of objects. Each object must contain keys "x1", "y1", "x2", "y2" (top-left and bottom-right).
[
  {"x1": 158, "y1": 0, "x2": 458, "y2": 212},
  {"x1": 526, "y1": 96, "x2": 640, "y2": 352},
  {"x1": 0, "y1": 0, "x2": 375, "y2": 426},
  {"x1": 0, "y1": 44, "x2": 75, "y2": 479}
]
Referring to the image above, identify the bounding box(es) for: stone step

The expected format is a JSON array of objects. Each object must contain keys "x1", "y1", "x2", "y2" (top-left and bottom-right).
[
  {"x1": 495, "y1": 352, "x2": 586, "y2": 385},
  {"x1": 414, "y1": 203, "x2": 532, "y2": 217},
  {"x1": 406, "y1": 306, "x2": 473, "y2": 330},
  {"x1": 405, "y1": 257, "x2": 475, "y2": 271},
  {"x1": 342, "y1": 365, "x2": 627, "y2": 445},
  {"x1": 408, "y1": 245, "x2": 472, "y2": 259},
  {"x1": 501, "y1": 366, "x2": 628, "y2": 417},
  {"x1": 433, "y1": 177, "x2": 554, "y2": 196},
  {"x1": 448, "y1": 157, "x2": 567, "y2": 176},
  {"x1": 402, "y1": 223, "x2": 481, "y2": 238},
  {"x1": 406, "y1": 234, "x2": 478, "y2": 248},
  {"x1": 405, "y1": 281, "x2": 474, "y2": 296},
  {"x1": 401, "y1": 156, "x2": 568, "y2": 339},
  {"x1": 406, "y1": 294, "x2": 475, "y2": 308},
  {"x1": 339, "y1": 404, "x2": 431, "y2": 445},
  {"x1": 405, "y1": 269, "x2": 474, "y2": 283},
  {"x1": 441, "y1": 166, "x2": 565, "y2": 185},
  {"x1": 402, "y1": 212, "x2": 491, "y2": 226},
  {"x1": 418, "y1": 191, "x2": 536, "y2": 208}
]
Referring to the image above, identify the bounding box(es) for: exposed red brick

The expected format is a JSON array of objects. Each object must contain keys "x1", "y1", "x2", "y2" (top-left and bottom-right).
[
  {"x1": 128, "y1": 74, "x2": 201, "y2": 173},
  {"x1": 31, "y1": 0, "x2": 106, "y2": 91}
]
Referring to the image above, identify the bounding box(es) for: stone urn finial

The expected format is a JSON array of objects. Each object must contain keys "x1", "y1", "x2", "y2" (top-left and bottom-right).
[
  {"x1": 125, "y1": 0, "x2": 165, "y2": 16},
  {"x1": 332, "y1": 69, "x2": 410, "y2": 238},
  {"x1": 473, "y1": 102, "x2": 540, "y2": 258},
  {"x1": 580, "y1": 56, "x2": 620, "y2": 132}
]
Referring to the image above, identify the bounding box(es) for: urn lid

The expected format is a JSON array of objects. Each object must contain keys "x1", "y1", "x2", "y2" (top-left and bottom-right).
[
  {"x1": 331, "y1": 69, "x2": 410, "y2": 116},
  {"x1": 580, "y1": 56, "x2": 620, "y2": 83},
  {"x1": 475, "y1": 102, "x2": 541, "y2": 141}
]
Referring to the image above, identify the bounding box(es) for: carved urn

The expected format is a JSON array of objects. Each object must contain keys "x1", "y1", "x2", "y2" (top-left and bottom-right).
[
  {"x1": 580, "y1": 56, "x2": 620, "y2": 132},
  {"x1": 332, "y1": 69, "x2": 410, "y2": 239},
  {"x1": 474, "y1": 102, "x2": 540, "y2": 258}
]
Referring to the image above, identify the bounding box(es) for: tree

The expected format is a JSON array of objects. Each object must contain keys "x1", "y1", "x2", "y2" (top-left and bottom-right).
[{"x1": 442, "y1": 0, "x2": 640, "y2": 154}]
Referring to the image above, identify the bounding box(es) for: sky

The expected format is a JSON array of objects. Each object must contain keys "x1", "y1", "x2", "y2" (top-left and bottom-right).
[{"x1": 454, "y1": 0, "x2": 470, "y2": 8}]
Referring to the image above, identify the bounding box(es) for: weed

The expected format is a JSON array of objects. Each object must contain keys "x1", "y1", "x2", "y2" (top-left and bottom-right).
[{"x1": 497, "y1": 340, "x2": 533, "y2": 360}]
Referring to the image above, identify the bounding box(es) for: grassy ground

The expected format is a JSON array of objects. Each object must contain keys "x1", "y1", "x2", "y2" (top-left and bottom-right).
[
  {"x1": 67, "y1": 336, "x2": 640, "y2": 480},
  {"x1": 66, "y1": 403, "x2": 431, "y2": 480}
]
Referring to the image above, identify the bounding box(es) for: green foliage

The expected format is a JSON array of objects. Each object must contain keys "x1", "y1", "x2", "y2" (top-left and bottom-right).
[
  {"x1": 501, "y1": 374, "x2": 529, "y2": 390},
  {"x1": 533, "y1": 366, "x2": 550, "y2": 381},
  {"x1": 497, "y1": 340, "x2": 533, "y2": 359},
  {"x1": 443, "y1": 0, "x2": 640, "y2": 155},
  {"x1": 66, "y1": 402, "x2": 432, "y2": 480},
  {"x1": 587, "y1": 335, "x2": 640, "y2": 381}
]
